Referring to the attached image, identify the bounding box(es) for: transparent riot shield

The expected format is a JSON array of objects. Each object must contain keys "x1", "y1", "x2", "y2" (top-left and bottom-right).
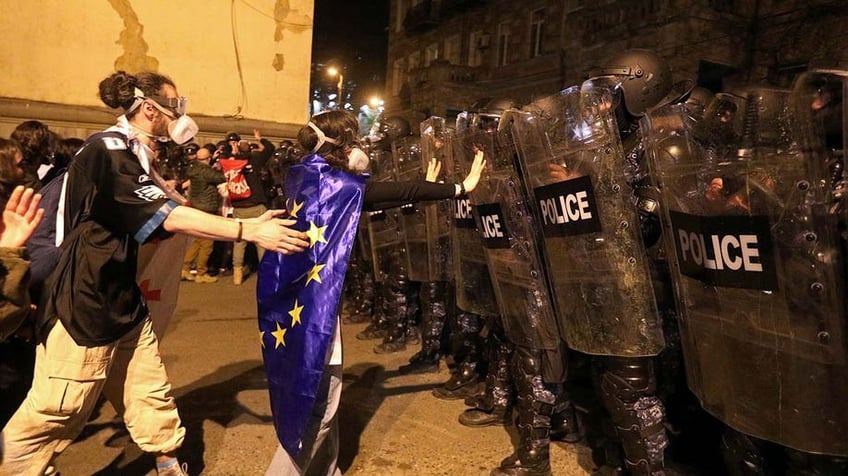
[
  {"x1": 393, "y1": 136, "x2": 431, "y2": 282},
  {"x1": 512, "y1": 86, "x2": 663, "y2": 357},
  {"x1": 418, "y1": 117, "x2": 454, "y2": 282},
  {"x1": 447, "y1": 120, "x2": 498, "y2": 317},
  {"x1": 365, "y1": 148, "x2": 406, "y2": 282},
  {"x1": 642, "y1": 80, "x2": 848, "y2": 456},
  {"x1": 456, "y1": 113, "x2": 561, "y2": 350}
]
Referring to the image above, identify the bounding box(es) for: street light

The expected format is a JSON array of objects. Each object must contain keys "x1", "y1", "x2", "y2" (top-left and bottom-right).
[{"x1": 327, "y1": 66, "x2": 344, "y2": 110}]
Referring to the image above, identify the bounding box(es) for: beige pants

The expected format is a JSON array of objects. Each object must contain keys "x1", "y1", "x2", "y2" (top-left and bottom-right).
[{"x1": 1, "y1": 317, "x2": 184, "y2": 476}]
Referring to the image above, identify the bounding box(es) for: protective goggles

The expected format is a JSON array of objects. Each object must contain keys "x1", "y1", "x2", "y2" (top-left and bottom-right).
[{"x1": 147, "y1": 95, "x2": 188, "y2": 117}]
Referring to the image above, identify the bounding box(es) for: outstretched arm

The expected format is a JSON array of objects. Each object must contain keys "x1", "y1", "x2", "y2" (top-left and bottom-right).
[
  {"x1": 364, "y1": 150, "x2": 487, "y2": 211},
  {"x1": 163, "y1": 207, "x2": 308, "y2": 254}
]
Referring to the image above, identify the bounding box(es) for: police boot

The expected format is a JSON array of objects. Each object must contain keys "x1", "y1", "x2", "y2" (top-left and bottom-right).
[
  {"x1": 550, "y1": 397, "x2": 582, "y2": 444},
  {"x1": 451, "y1": 311, "x2": 484, "y2": 371},
  {"x1": 402, "y1": 281, "x2": 448, "y2": 373},
  {"x1": 356, "y1": 281, "x2": 388, "y2": 340},
  {"x1": 459, "y1": 405, "x2": 512, "y2": 427},
  {"x1": 599, "y1": 357, "x2": 668, "y2": 476},
  {"x1": 403, "y1": 281, "x2": 422, "y2": 346},
  {"x1": 460, "y1": 337, "x2": 514, "y2": 427},
  {"x1": 348, "y1": 269, "x2": 375, "y2": 323},
  {"x1": 490, "y1": 431, "x2": 551, "y2": 476},
  {"x1": 490, "y1": 347, "x2": 555, "y2": 476},
  {"x1": 467, "y1": 321, "x2": 513, "y2": 407},
  {"x1": 720, "y1": 428, "x2": 772, "y2": 476},
  {"x1": 459, "y1": 365, "x2": 511, "y2": 426},
  {"x1": 373, "y1": 277, "x2": 410, "y2": 354},
  {"x1": 433, "y1": 361, "x2": 480, "y2": 399}
]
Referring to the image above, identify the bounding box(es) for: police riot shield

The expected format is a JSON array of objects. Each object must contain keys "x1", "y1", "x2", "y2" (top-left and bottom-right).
[
  {"x1": 448, "y1": 117, "x2": 498, "y2": 317},
  {"x1": 417, "y1": 117, "x2": 454, "y2": 282},
  {"x1": 456, "y1": 112, "x2": 561, "y2": 350},
  {"x1": 642, "y1": 81, "x2": 848, "y2": 456},
  {"x1": 365, "y1": 147, "x2": 406, "y2": 283},
  {"x1": 392, "y1": 135, "x2": 431, "y2": 282},
  {"x1": 512, "y1": 86, "x2": 663, "y2": 357}
]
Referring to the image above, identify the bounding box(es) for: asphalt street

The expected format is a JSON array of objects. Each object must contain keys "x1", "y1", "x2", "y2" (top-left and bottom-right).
[{"x1": 51, "y1": 272, "x2": 591, "y2": 475}]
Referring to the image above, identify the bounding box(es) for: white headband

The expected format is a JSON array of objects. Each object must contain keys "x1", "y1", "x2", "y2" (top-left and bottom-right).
[
  {"x1": 124, "y1": 87, "x2": 147, "y2": 113},
  {"x1": 307, "y1": 122, "x2": 339, "y2": 153}
]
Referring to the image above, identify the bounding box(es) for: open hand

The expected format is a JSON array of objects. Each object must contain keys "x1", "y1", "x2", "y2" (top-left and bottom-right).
[
  {"x1": 0, "y1": 186, "x2": 44, "y2": 248},
  {"x1": 251, "y1": 218, "x2": 308, "y2": 254},
  {"x1": 461, "y1": 149, "x2": 487, "y2": 194},
  {"x1": 425, "y1": 158, "x2": 442, "y2": 182}
]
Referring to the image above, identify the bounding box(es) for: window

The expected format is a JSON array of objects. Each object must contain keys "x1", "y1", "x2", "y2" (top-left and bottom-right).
[
  {"x1": 496, "y1": 21, "x2": 510, "y2": 66},
  {"x1": 408, "y1": 51, "x2": 421, "y2": 71},
  {"x1": 444, "y1": 34, "x2": 461, "y2": 65},
  {"x1": 425, "y1": 43, "x2": 439, "y2": 67},
  {"x1": 468, "y1": 30, "x2": 485, "y2": 67},
  {"x1": 529, "y1": 8, "x2": 545, "y2": 58},
  {"x1": 392, "y1": 58, "x2": 405, "y2": 95}
]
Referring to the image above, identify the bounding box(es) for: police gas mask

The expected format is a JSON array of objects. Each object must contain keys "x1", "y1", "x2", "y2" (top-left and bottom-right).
[{"x1": 307, "y1": 122, "x2": 369, "y2": 172}]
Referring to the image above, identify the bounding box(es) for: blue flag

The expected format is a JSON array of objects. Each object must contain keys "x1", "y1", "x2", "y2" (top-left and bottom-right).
[{"x1": 257, "y1": 154, "x2": 365, "y2": 457}]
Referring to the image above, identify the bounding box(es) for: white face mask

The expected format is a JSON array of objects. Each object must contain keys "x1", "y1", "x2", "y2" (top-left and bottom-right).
[
  {"x1": 347, "y1": 147, "x2": 370, "y2": 172},
  {"x1": 167, "y1": 115, "x2": 199, "y2": 145}
]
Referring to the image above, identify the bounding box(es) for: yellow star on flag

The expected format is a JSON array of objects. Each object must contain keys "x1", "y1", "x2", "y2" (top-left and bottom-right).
[
  {"x1": 289, "y1": 299, "x2": 304, "y2": 327},
  {"x1": 305, "y1": 263, "x2": 326, "y2": 286},
  {"x1": 259, "y1": 330, "x2": 266, "y2": 349},
  {"x1": 289, "y1": 200, "x2": 304, "y2": 218},
  {"x1": 271, "y1": 322, "x2": 287, "y2": 349},
  {"x1": 306, "y1": 221, "x2": 328, "y2": 248}
]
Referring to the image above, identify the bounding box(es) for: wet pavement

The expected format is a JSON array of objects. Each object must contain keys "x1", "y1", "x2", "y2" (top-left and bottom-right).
[{"x1": 51, "y1": 273, "x2": 593, "y2": 475}]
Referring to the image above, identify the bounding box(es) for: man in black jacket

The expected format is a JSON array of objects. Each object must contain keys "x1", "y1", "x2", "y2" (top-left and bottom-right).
[{"x1": 181, "y1": 146, "x2": 226, "y2": 283}]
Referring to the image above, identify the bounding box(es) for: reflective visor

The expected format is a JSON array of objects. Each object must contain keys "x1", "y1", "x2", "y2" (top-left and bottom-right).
[{"x1": 581, "y1": 76, "x2": 622, "y2": 110}]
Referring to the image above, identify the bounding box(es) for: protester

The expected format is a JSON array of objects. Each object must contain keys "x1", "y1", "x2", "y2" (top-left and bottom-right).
[
  {"x1": 0, "y1": 183, "x2": 43, "y2": 425},
  {"x1": 258, "y1": 110, "x2": 485, "y2": 475},
  {"x1": 181, "y1": 146, "x2": 226, "y2": 283},
  {"x1": 219, "y1": 129, "x2": 276, "y2": 285},
  {"x1": 1, "y1": 70, "x2": 308, "y2": 476},
  {"x1": 10, "y1": 121, "x2": 54, "y2": 189}
]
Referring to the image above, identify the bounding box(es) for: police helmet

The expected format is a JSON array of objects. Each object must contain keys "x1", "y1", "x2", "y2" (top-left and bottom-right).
[{"x1": 586, "y1": 49, "x2": 673, "y2": 117}]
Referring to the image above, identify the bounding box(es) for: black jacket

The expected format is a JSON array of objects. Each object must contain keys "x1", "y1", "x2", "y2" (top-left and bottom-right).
[{"x1": 187, "y1": 161, "x2": 225, "y2": 213}]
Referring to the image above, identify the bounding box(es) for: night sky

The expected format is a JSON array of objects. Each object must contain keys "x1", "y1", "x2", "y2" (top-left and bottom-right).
[{"x1": 312, "y1": 0, "x2": 390, "y2": 106}]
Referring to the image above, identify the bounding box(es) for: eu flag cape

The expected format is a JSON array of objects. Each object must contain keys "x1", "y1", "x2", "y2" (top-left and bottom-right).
[{"x1": 257, "y1": 154, "x2": 365, "y2": 457}]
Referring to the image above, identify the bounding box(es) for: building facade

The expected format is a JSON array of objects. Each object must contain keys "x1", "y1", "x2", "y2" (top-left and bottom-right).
[
  {"x1": 0, "y1": 0, "x2": 315, "y2": 143},
  {"x1": 386, "y1": 0, "x2": 847, "y2": 127}
]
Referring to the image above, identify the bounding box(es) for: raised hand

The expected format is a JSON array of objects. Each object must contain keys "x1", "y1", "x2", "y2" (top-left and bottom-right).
[
  {"x1": 425, "y1": 158, "x2": 442, "y2": 182},
  {"x1": 0, "y1": 186, "x2": 44, "y2": 248},
  {"x1": 461, "y1": 149, "x2": 487, "y2": 194}
]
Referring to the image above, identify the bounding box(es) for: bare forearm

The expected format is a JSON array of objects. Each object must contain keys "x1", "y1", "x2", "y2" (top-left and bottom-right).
[
  {"x1": 162, "y1": 206, "x2": 309, "y2": 254},
  {"x1": 162, "y1": 206, "x2": 242, "y2": 241}
]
